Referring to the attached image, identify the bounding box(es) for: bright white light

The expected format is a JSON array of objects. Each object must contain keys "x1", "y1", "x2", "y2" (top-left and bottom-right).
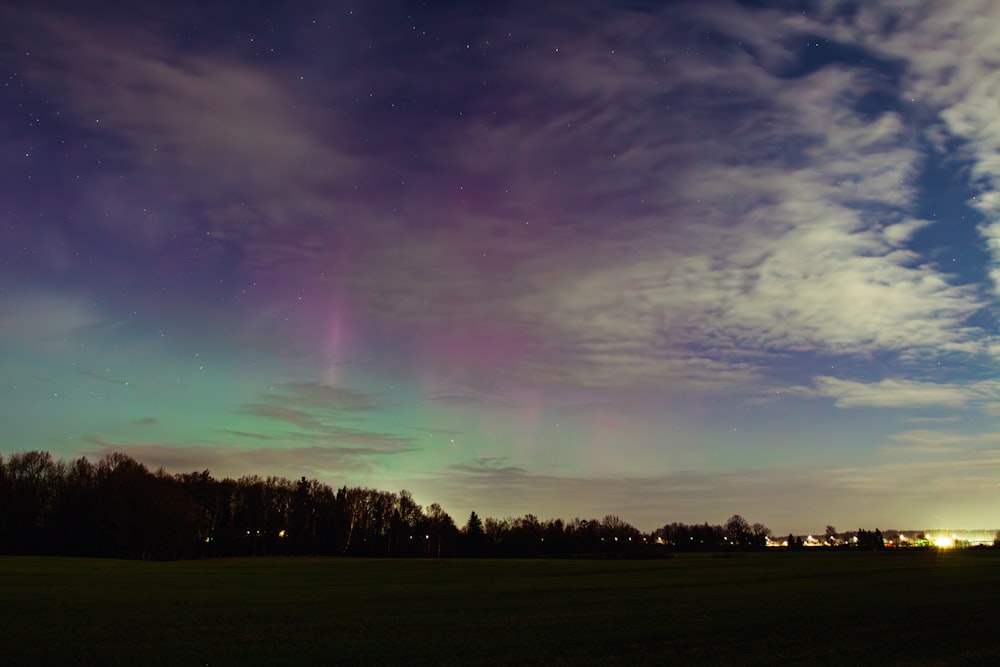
[{"x1": 934, "y1": 536, "x2": 954, "y2": 548}]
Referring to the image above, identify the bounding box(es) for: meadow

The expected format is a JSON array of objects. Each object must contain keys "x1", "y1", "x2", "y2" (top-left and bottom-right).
[{"x1": 2, "y1": 550, "x2": 998, "y2": 665}]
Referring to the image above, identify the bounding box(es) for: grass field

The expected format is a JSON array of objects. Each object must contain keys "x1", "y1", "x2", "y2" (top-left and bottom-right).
[{"x1": 2, "y1": 550, "x2": 999, "y2": 665}]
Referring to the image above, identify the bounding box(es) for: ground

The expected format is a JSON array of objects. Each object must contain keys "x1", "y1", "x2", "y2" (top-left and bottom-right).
[{"x1": 2, "y1": 550, "x2": 997, "y2": 665}]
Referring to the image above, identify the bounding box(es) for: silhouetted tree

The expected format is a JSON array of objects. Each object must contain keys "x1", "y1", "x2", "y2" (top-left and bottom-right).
[
  {"x1": 288, "y1": 476, "x2": 318, "y2": 554},
  {"x1": 855, "y1": 528, "x2": 885, "y2": 551},
  {"x1": 542, "y1": 518, "x2": 567, "y2": 555},
  {"x1": 483, "y1": 516, "x2": 509, "y2": 554},
  {"x1": 750, "y1": 522, "x2": 772, "y2": 549},
  {"x1": 0, "y1": 453, "x2": 7, "y2": 552},
  {"x1": 598, "y1": 515, "x2": 641, "y2": 556},
  {"x1": 657, "y1": 522, "x2": 725, "y2": 551},
  {"x1": 391, "y1": 490, "x2": 423, "y2": 556},
  {"x1": 95, "y1": 453, "x2": 160, "y2": 558},
  {"x1": 54, "y1": 456, "x2": 98, "y2": 555},
  {"x1": 6, "y1": 451, "x2": 60, "y2": 553},
  {"x1": 422, "y1": 503, "x2": 458, "y2": 557},
  {"x1": 725, "y1": 514, "x2": 752, "y2": 549},
  {"x1": 567, "y1": 518, "x2": 604, "y2": 555},
  {"x1": 510, "y1": 514, "x2": 544, "y2": 556},
  {"x1": 336, "y1": 487, "x2": 397, "y2": 556},
  {"x1": 463, "y1": 511, "x2": 484, "y2": 556}
]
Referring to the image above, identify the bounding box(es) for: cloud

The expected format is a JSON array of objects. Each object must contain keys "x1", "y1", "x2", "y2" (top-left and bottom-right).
[
  {"x1": 278, "y1": 426, "x2": 415, "y2": 456},
  {"x1": 807, "y1": 1, "x2": 1000, "y2": 293},
  {"x1": 83, "y1": 438, "x2": 385, "y2": 478},
  {"x1": 416, "y1": 448, "x2": 1000, "y2": 532},
  {"x1": 6, "y1": 9, "x2": 363, "y2": 247},
  {"x1": 485, "y1": 19, "x2": 985, "y2": 387},
  {"x1": 800, "y1": 376, "x2": 1000, "y2": 410},
  {"x1": 268, "y1": 382, "x2": 379, "y2": 412},
  {"x1": 0, "y1": 292, "x2": 102, "y2": 348},
  {"x1": 243, "y1": 403, "x2": 321, "y2": 431},
  {"x1": 8, "y1": 2, "x2": 998, "y2": 399},
  {"x1": 236, "y1": 383, "x2": 416, "y2": 456},
  {"x1": 235, "y1": 1, "x2": 989, "y2": 396},
  {"x1": 881, "y1": 429, "x2": 1000, "y2": 455},
  {"x1": 81, "y1": 370, "x2": 129, "y2": 385},
  {"x1": 826, "y1": 452, "x2": 1000, "y2": 501},
  {"x1": 904, "y1": 415, "x2": 961, "y2": 425},
  {"x1": 241, "y1": 382, "x2": 381, "y2": 429},
  {"x1": 449, "y1": 457, "x2": 527, "y2": 477}
]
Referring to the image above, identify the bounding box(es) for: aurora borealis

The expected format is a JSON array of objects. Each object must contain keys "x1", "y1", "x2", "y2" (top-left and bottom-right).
[{"x1": 4, "y1": 1, "x2": 1000, "y2": 533}]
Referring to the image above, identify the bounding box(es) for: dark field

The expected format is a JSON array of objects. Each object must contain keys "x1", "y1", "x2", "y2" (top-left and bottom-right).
[{"x1": 3, "y1": 550, "x2": 999, "y2": 665}]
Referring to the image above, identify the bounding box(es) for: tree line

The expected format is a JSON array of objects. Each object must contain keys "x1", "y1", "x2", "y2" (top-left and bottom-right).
[{"x1": 0, "y1": 450, "x2": 891, "y2": 560}]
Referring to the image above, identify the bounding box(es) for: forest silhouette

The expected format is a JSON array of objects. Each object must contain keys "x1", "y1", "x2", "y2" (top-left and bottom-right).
[{"x1": 1, "y1": 450, "x2": 894, "y2": 559}]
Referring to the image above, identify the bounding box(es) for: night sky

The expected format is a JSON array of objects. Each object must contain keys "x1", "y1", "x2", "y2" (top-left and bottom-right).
[{"x1": 4, "y1": 0, "x2": 1000, "y2": 533}]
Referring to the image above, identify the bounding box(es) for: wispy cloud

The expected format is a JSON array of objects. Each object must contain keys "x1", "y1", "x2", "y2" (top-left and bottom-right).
[
  {"x1": 904, "y1": 415, "x2": 961, "y2": 425},
  {"x1": 805, "y1": 1, "x2": 1000, "y2": 293},
  {"x1": 84, "y1": 438, "x2": 387, "y2": 477},
  {"x1": 423, "y1": 449, "x2": 1000, "y2": 532},
  {"x1": 796, "y1": 376, "x2": 1000, "y2": 410},
  {"x1": 11, "y1": 3, "x2": 993, "y2": 399},
  {"x1": 0, "y1": 292, "x2": 102, "y2": 348},
  {"x1": 234, "y1": 382, "x2": 416, "y2": 456},
  {"x1": 5, "y1": 9, "x2": 363, "y2": 253},
  {"x1": 271, "y1": 382, "x2": 380, "y2": 412},
  {"x1": 485, "y1": 9, "x2": 986, "y2": 389},
  {"x1": 242, "y1": 403, "x2": 321, "y2": 431},
  {"x1": 881, "y1": 429, "x2": 1000, "y2": 455},
  {"x1": 242, "y1": 382, "x2": 381, "y2": 428},
  {"x1": 449, "y1": 457, "x2": 527, "y2": 477}
]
